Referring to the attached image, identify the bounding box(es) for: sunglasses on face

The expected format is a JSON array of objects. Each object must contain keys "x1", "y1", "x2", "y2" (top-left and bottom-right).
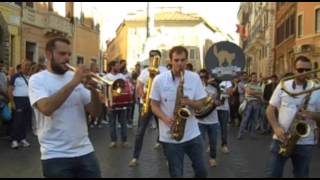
[{"x1": 296, "y1": 68, "x2": 311, "y2": 73}]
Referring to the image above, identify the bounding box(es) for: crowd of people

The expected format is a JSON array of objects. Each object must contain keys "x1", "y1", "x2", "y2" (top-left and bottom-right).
[{"x1": 0, "y1": 37, "x2": 319, "y2": 178}]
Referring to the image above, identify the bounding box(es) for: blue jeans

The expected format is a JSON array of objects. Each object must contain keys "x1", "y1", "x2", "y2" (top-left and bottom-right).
[
  {"x1": 132, "y1": 109, "x2": 159, "y2": 159},
  {"x1": 217, "y1": 110, "x2": 229, "y2": 146},
  {"x1": 42, "y1": 152, "x2": 101, "y2": 178},
  {"x1": 109, "y1": 109, "x2": 127, "y2": 142},
  {"x1": 162, "y1": 136, "x2": 208, "y2": 178},
  {"x1": 239, "y1": 100, "x2": 260, "y2": 137},
  {"x1": 198, "y1": 123, "x2": 218, "y2": 159},
  {"x1": 267, "y1": 140, "x2": 314, "y2": 178}
]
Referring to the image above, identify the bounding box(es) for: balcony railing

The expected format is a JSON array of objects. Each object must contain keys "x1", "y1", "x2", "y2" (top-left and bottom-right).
[{"x1": 45, "y1": 12, "x2": 72, "y2": 37}]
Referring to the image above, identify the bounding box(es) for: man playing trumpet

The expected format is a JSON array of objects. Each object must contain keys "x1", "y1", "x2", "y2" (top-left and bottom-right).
[{"x1": 28, "y1": 37, "x2": 102, "y2": 178}]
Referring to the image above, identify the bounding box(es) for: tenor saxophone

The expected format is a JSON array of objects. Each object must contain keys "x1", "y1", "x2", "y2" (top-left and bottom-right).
[{"x1": 171, "y1": 71, "x2": 192, "y2": 141}]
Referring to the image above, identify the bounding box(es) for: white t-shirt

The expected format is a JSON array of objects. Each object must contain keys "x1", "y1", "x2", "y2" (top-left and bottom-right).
[
  {"x1": 269, "y1": 79, "x2": 320, "y2": 145},
  {"x1": 216, "y1": 80, "x2": 232, "y2": 111},
  {"x1": 150, "y1": 70, "x2": 207, "y2": 143},
  {"x1": 28, "y1": 70, "x2": 94, "y2": 160},
  {"x1": 10, "y1": 73, "x2": 29, "y2": 97},
  {"x1": 197, "y1": 84, "x2": 219, "y2": 125}
]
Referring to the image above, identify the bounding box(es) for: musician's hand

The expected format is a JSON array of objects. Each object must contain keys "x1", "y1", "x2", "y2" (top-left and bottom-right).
[
  {"x1": 83, "y1": 75, "x2": 99, "y2": 92},
  {"x1": 297, "y1": 109, "x2": 314, "y2": 120},
  {"x1": 71, "y1": 65, "x2": 90, "y2": 85},
  {"x1": 180, "y1": 96, "x2": 193, "y2": 107},
  {"x1": 274, "y1": 126, "x2": 287, "y2": 143},
  {"x1": 163, "y1": 116, "x2": 174, "y2": 127}
]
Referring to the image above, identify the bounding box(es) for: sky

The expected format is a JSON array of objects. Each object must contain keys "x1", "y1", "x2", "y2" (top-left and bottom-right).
[
  {"x1": 75, "y1": 2, "x2": 241, "y2": 49},
  {"x1": 53, "y1": 2, "x2": 240, "y2": 49}
]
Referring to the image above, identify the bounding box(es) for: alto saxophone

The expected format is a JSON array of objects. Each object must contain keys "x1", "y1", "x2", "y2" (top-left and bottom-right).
[
  {"x1": 141, "y1": 55, "x2": 160, "y2": 119},
  {"x1": 278, "y1": 94, "x2": 312, "y2": 157},
  {"x1": 171, "y1": 71, "x2": 192, "y2": 141}
]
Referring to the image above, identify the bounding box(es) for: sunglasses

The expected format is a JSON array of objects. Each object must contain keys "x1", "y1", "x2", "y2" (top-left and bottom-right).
[{"x1": 296, "y1": 68, "x2": 311, "y2": 73}]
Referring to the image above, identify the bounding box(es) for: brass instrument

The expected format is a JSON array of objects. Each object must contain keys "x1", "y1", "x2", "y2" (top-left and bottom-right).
[
  {"x1": 66, "y1": 63, "x2": 123, "y2": 107},
  {"x1": 65, "y1": 63, "x2": 113, "y2": 87},
  {"x1": 278, "y1": 69, "x2": 320, "y2": 156},
  {"x1": 171, "y1": 71, "x2": 192, "y2": 141},
  {"x1": 279, "y1": 117, "x2": 311, "y2": 157},
  {"x1": 280, "y1": 69, "x2": 320, "y2": 97},
  {"x1": 141, "y1": 55, "x2": 160, "y2": 118},
  {"x1": 194, "y1": 95, "x2": 217, "y2": 119}
]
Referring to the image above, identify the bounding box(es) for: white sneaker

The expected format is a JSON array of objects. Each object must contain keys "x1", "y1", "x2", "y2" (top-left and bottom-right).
[
  {"x1": 221, "y1": 145, "x2": 229, "y2": 153},
  {"x1": 209, "y1": 159, "x2": 217, "y2": 167},
  {"x1": 20, "y1": 139, "x2": 30, "y2": 148},
  {"x1": 11, "y1": 140, "x2": 19, "y2": 149},
  {"x1": 153, "y1": 143, "x2": 160, "y2": 149},
  {"x1": 128, "y1": 158, "x2": 138, "y2": 167},
  {"x1": 109, "y1": 142, "x2": 117, "y2": 149},
  {"x1": 206, "y1": 146, "x2": 210, "y2": 153}
]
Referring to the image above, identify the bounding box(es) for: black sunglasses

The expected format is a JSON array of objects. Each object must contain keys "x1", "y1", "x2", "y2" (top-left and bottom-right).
[{"x1": 296, "y1": 68, "x2": 311, "y2": 73}]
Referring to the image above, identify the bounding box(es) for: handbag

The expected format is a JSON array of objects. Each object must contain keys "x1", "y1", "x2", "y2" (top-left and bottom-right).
[{"x1": 0, "y1": 101, "x2": 11, "y2": 122}]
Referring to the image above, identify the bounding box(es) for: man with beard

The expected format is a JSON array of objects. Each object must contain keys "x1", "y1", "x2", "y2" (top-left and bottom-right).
[{"x1": 28, "y1": 37, "x2": 102, "y2": 178}]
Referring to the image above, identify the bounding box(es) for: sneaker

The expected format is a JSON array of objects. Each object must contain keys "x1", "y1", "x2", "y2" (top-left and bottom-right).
[
  {"x1": 109, "y1": 142, "x2": 117, "y2": 149},
  {"x1": 128, "y1": 158, "x2": 138, "y2": 167},
  {"x1": 11, "y1": 140, "x2": 19, "y2": 149},
  {"x1": 206, "y1": 146, "x2": 210, "y2": 153},
  {"x1": 20, "y1": 139, "x2": 30, "y2": 148},
  {"x1": 121, "y1": 142, "x2": 130, "y2": 148},
  {"x1": 127, "y1": 124, "x2": 133, "y2": 129},
  {"x1": 237, "y1": 134, "x2": 243, "y2": 140},
  {"x1": 221, "y1": 145, "x2": 229, "y2": 153},
  {"x1": 101, "y1": 120, "x2": 109, "y2": 125},
  {"x1": 153, "y1": 143, "x2": 160, "y2": 149},
  {"x1": 209, "y1": 159, "x2": 217, "y2": 167}
]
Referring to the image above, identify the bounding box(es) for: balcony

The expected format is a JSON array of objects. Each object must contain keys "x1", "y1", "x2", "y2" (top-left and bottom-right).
[
  {"x1": 22, "y1": 7, "x2": 45, "y2": 28},
  {"x1": 44, "y1": 12, "x2": 72, "y2": 37},
  {"x1": 22, "y1": 7, "x2": 72, "y2": 37}
]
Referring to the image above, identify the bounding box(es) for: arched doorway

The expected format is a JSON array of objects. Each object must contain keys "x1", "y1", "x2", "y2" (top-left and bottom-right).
[{"x1": 0, "y1": 12, "x2": 10, "y2": 68}]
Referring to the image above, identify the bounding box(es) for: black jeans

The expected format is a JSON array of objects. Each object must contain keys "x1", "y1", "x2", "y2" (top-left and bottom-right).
[
  {"x1": 42, "y1": 152, "x2": 101, "y2": 178},
  {"x1": 132, "y1": 105, "x2": 159, "y2": 159},
  {"x1": 11, "y1": 97, "x2": 32, "y2": 141}
]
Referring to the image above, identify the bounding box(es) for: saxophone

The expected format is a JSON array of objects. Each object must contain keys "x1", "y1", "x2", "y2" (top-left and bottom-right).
[
  {"x1": 171, "y1": 70, "x2": 192, "y2": 141},
  {"x1": 141, "y1": 55, "x2": 160, "y2": 119},
  {"x1": 278, "y1": 93, "x2": 312, "y2": 157}
]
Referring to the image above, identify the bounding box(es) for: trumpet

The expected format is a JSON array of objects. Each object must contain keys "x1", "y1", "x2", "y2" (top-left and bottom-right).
[{"x1": 65, "y1": 63, "x2": 113, "y2": 86}]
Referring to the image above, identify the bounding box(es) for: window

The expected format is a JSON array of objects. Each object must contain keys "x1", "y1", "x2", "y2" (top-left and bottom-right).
[
  {"x1": 91, "y1": 58, "x2": 97, "y2": 64},
  {"x1": 26, "y1": 2, "x2": 33, "y2": 8},
  {"x1": 48, "y1": 2, "x2": 53, "y2": 11},
  {"x1": 14, "y1": 2, "x2": 22, "y2": 6},
  {"x1": 26, "y1": 41, "x2": 36, "y2": 62},
  {"x1": 316, "y1": 8, "x2": 320, "y2": 33},
  {"x1": 290, "y1": 14, "x2": 295, "y2": 36},
  {"x1": 189, "y1": 49, "x2": 195, "y2": 60},
  {"x1": 297, "y1": 15, "x2": 303, "y2": 37},
  {"x1": 77, "y1": 56, "x2": 84, "y2": 65}
]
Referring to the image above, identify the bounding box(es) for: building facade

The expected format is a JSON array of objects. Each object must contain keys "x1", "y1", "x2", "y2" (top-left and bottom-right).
[
  {"x1": 238, "y1": 2, "x2": 276, "y2": 77},
  {"x1": 0, "y1": 2, "x2": 22, "y2": 68},
  {"x1": 106, "y1": 10, "x2": 218, "y2": 71}
]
